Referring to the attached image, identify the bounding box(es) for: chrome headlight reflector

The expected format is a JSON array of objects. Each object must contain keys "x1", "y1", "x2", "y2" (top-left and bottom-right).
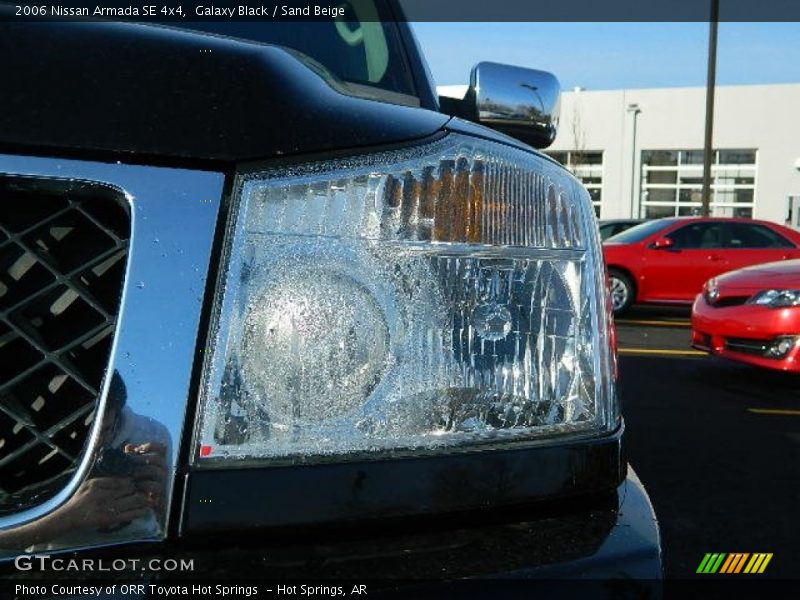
[{"x1": 194, "y1": 134, "x2": 616, "y2": 464}]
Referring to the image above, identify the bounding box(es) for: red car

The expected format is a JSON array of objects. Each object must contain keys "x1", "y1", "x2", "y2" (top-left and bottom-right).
[
  {"x1": 691, "y1": 260, "x2": 800, "y2": 372},
  {"x1": 603, "y1": 217, "x2": 800, "y2": 314}
]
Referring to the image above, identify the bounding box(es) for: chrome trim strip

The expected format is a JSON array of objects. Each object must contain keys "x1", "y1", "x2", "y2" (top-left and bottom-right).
[{"x1": 0, "y1": 154, "x2": 223, "y2": 558}]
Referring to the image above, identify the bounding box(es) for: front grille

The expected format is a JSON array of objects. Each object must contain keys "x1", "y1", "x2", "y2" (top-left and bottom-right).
[
  {"x1": 0, "y1": 176, "x2": 129, "y2": 511},
  {"x1": 725, "y1": 337, "x2": 769, "y2": 357},
  {"x1": 709, "y1": 295, "x2": 750, "y2": 308}
]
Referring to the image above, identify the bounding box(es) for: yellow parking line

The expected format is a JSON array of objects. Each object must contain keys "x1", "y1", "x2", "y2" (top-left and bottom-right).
[
  {"x1": 618, "y1": 348, "x2": 706, "y2": 357},
  {"x1": 616, "y1": 319, "x2": 692, "y2": 327},
  {"x1": 747, "y1": 408, "x2": 800, "y2": 416}
]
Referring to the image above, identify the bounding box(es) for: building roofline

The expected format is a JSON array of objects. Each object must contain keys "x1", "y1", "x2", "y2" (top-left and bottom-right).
[{"x1": 561, "y1": 82, "x2": 800, "y2": 94}]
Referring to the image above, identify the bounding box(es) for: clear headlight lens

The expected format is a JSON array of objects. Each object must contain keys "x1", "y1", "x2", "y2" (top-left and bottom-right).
[
  {"x1": 749, "y1": 289, "x2": 800, "y2": 308},
  {"x1": 194, "y1": 134, "x2": 617, "y2": 464}
]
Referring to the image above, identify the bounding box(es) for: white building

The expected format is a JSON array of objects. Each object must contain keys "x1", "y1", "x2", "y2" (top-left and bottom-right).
[{"x1": 440, "y1": 83, "x2": 800, "y2": 225}]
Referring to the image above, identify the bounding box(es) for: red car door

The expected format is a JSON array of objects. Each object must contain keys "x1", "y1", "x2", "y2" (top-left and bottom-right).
[
  {"x1": 722, "y1": 222, "x2": 800, "y2": 272},
  {"x1": 639, "y1": 221, "x2": 729, "y2": 302}
]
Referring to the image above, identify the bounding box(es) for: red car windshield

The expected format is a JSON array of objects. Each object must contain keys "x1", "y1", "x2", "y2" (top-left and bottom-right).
[{"x1": 607, "y1": 219, "x2": 678, "y2": 244}]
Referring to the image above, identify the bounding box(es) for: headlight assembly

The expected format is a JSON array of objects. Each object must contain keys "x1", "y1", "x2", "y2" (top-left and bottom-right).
[
  {"x1": 749, "y1": 289, "x2": 800, "y2": 308},
  {"x1": 193, "y1": 134, "x2": 617, "y2": 465}
]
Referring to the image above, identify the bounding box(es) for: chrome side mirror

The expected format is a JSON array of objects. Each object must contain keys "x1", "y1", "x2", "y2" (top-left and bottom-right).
[{"x1": 440, "y1": 62, "x2": 560, "y2": 149}]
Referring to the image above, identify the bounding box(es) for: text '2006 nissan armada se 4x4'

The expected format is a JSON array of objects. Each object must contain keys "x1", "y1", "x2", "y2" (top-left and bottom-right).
[{"x1": 0, "y1": 0, "x2": 660, "y2": 595}]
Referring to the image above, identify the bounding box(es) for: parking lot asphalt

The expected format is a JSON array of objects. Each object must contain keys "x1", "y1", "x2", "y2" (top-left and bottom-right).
[{"x1": 616, "y1": 306, "x2": 800, "y2": 578}]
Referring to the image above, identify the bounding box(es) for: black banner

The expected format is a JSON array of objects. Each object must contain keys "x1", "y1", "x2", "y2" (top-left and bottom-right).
[
  {"x1": 5, "y1": 578, "x2": 800, "y2": 600},
  {"x1": 3, "y1": 0, "x2": 800, "y2": 23}
]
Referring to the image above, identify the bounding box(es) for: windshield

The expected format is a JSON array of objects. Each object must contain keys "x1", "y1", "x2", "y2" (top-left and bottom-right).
[
  {"x1": 177, "y1": 1, "x2": 416, "y2": 101},
  {"x1": 606, "y1": 219, "x2": 677, "y2": 244}
]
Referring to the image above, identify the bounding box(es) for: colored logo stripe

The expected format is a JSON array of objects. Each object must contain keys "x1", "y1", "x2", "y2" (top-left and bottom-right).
[
  {"x1": 696, "y1": 553, "x2": 713, "y2": 573},
  {"x1": 744, "y1": 553, "x2": 773, "y2": 574},
  {"x1": 720, "y1": 553, "x2": 749, "y2": 573},
  {"x1": 697, "y1": 553, "x2": 726, "y2": 573},
  {"x1": 697, "y1": 553, "x2": 773, "y2": 574},
  {"x1": 718, "y1": 554, "x2": 736, "y2": 573}
]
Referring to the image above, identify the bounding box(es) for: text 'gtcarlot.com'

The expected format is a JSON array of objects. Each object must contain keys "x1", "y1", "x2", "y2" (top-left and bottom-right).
[{"x1": 14, "y1": 554, "x2": 194, "y2": 572}]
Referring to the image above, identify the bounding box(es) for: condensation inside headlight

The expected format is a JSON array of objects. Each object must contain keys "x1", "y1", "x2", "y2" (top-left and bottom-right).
[{"x1": 194, "y1": 134, "x2": 617, "y2": 464}]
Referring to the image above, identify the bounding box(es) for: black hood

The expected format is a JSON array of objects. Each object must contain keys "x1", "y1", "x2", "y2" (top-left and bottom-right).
[{"x1": 0, "y1": 21, "x2": 449, "y2": 163}]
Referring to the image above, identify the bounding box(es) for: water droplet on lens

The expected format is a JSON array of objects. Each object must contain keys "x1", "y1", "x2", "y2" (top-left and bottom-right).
[
  {"x1": 471, "y1": 302, "x2": 512, "y2": 341},
  {"x1": 356, "y1": 417, "x2": 379, "y2": 436}
]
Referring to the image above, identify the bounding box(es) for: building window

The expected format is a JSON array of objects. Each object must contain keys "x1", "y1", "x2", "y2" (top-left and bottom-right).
[
  {"x1": 545, "y1": 151, "x2": 603, "y2": 217},
  {"x1": 640, "y1": 149, "x2": 757, "y2": 219}
]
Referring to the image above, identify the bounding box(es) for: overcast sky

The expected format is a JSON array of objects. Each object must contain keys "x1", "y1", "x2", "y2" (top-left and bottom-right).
[{"x1": 412, "y1": 22, "x2": 800, "y2": 90}]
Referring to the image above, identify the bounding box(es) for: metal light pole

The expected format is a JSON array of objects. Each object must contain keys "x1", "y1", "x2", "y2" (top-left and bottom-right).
[
  {"x1": 520, "y1": 83, "x2": 545, "y2": 113},
  {"x1": 627, "y1": 103, "x2": 641, "y2": 218},
  {"x1": 701, "y1": 0, "x2": 720, "y2": 217}
]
